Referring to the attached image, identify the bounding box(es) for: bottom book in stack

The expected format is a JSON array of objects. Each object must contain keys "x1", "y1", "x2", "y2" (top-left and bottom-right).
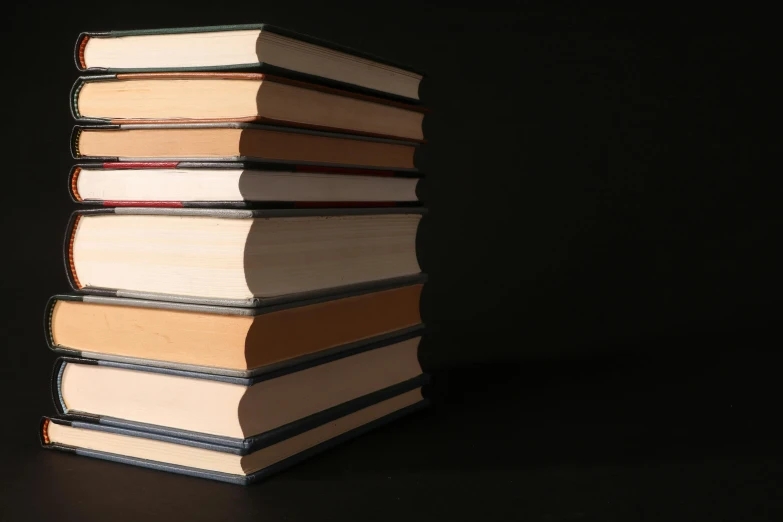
[{"x1": 41, "y1": 329, "x2": 427, "y2": 484}]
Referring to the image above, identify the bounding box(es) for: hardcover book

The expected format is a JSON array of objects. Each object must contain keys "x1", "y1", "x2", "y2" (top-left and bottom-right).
[
  {"x1": 71, "y1": 73, "x2": 426, "y2": 141},
  {"x1": 64, "y1": 207, "x2": 425, "y2": 307},
  {"x1": 75, "y1": 24, "x2": 424, "y2": 102},
  {"x1": 71, "y1": 123, "x2": 419, "y2": 170},
  {"x1": 51, "y1": 331, "x2": 424, "y2": 439},
  {"x1": 67, "y1": 162, "x2": 421, "y2": 208},
  {"x1": 46, "y1": 281, "x2": 424, "y2": 377}
]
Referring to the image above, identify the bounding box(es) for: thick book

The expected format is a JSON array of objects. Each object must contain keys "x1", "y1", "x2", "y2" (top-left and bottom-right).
[
  {"x1": 45, "y1": 281, "x2": 424, "y2": 377},
  {"x1": 67, "y1": 162, "x2": 421, "y2": 208},
  {"x1": 64, "y1": 207, "x2": 424, "y2": 307},
  {"x1": 41, "y1": 384, "x2": 428, "y2": 484},
  {"x1": 71, "y1": 123, "x2": 419, "y2": 170},
  {"x1": 75, "y1": 24, "x2": 423, "y2": 102},
  {"x1": 51, "y1": 330, "x2": 424, "y2": 440},
  {"x1": 71, "y1": 74, "x2": 426, "y2": 141}
]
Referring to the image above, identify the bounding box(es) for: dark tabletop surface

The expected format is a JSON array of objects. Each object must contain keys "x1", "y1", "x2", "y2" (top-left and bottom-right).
[{"x1": 3, "y1": 330, "x2": 782, "y2": 522}]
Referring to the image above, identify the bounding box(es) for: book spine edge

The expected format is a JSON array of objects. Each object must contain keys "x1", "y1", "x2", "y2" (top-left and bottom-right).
[
  {"x1": 50, "y1": 359, "x2": 68, "y2": 415},
  {"x1": 44, "y1": 295, "x2": 85, "y2": 357},
  {"x1": 63, "y1": 212, "x2": 83, "y2": 291},
  {"x1": 68, "y1": 166, "x2": 83, "y2": 202},
  {"x1": 74, "y1": 33, "x2": 89, "y2": 71},
  {"x1": 70, "y1": 126, "x2": 82, "y2": 158}
]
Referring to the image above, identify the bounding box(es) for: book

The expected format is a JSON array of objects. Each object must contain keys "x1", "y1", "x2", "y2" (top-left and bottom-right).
[
  {"x1": 67, "y1": 163, "x2": 421, "y2": 208},
  {"x1": 71, "y1": 74, "x2": 426, "y2": 141},
  {"x1": 71, "y1": 123, "x2": 418, "y2": 170},
  {"x1": 65, "y1": 208, "x2": 424, "y2": 306},
  {"x1": 45, "y1": 281, "x2": 424, "y2": 377},
  {"x1": 41, "y1": 385, "x2": 427, "y2": 484},
  {"x1": 75, "y1": 25, "x2": 423, "y2": 101},
  {"x1": 51, "y1": 331, "x2": 423, "y2": 439}
]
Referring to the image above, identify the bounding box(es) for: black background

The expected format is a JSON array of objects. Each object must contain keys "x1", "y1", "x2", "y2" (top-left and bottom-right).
[{"x1": 2, "y1": 3, "x2": 781, "y2": 520}]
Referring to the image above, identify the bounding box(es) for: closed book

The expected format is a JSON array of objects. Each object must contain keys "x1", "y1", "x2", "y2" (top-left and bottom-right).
[
  {"x1": 45, "y1": 281, "x2": 423, "y2": 377},
  {"x1": 67, "y1": 162, "x2": 421, "y2": 208},
  {"x1": 51, "y1": 330, "x2": 425, "y2": 440},
  {"x1": 71, "y1": 123, "x2": 419, "y2": 170},
  {"x1": 64, "y1": 207, "x2": 425, "y2": 307},
  {"x1": 75, "y1": 24, "x2": 423, "y2": 102},
  {"x1": 71, "y1": 74, "x2": 426, "y2": 141}
]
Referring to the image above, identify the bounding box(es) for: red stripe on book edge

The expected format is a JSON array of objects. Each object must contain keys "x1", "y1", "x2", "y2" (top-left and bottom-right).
[
  {"x1": 70, "y1": 167, "x2": 83, "y2": 202},
  {"x1": 42, "y1": 419, "x2": 50, "y2": 444},
  {"x1": 103, "y1": 201, "x2": 185, "y2": 208},
  {"x1": 294, "y1": 202, "x2": 398, "y2": 208},
  {"x1": 293, "y1": 165, "x2": 396, "y2": 177},
  {"x1": 69, "y1": 216, "x2": 83, "y2": 289},
  {"x1": 102, "y1": 162, "x2": 180, "y2": 169},
  {"x1": 78, "y1": 36, "x2": 89, "y2": 69}
]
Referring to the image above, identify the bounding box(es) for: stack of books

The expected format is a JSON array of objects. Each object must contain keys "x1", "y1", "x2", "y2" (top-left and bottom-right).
[{"x1": 41, "y1": 24, "x2": 428, "y2": 485}]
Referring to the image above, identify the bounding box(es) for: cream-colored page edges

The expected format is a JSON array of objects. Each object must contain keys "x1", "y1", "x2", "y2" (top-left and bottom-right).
[
  {"x1": 78, "y1": 79, "x2": 262, "y2": 119},
  {"x1": 71, "y1": 214, "x2": 253, "y2": 299},
  {"x1": 60, "y1": 363, "x2": 247, "y2": 438},
  {"x1": 257, "y1": 81, "x2": 424, "y2": 139},
  {"x1": 46, "y1": 389, "x2": 422, "y2": 477},
  {"x1": 47, "y1": 421, "x2": 244, "y2": 474},
  {"x1": 242, "y1": 214, "x2": 421, "y2": 297},
  {"x1": 50, "y1": 300, "x2": 252, "y2": 369},
  {"x1": 77, "y1": 80, "x2": 423, "y2": 140},
  {"x1": 256, "y1": 31, "x2": 421, "y2": 100},
  {"x1": 59, "y1": 338, "x2": 421, "y2": 438},
  {"x1": 72, "y1": 214, "x2": 421, "y2": 299},
  {"x1": 84, "y1": 30, "x2": 263, "y2": 69},
  {"x1": 239, "y1": 337, "x2": 422, "y2": 436},
  {"x1": 75, "y1": 169, "x2": 418, "y2": 202},
  {"x1": 84, "y1": 30, "x2": 421, "y2": 99},
  {"x1": 241, "y1": 388, "x2": 422, "y2": 473}
]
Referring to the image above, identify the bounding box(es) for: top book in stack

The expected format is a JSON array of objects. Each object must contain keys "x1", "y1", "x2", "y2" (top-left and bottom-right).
[{"x1": 75, "y1": 24, "x2": 424, "y2": 102}]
